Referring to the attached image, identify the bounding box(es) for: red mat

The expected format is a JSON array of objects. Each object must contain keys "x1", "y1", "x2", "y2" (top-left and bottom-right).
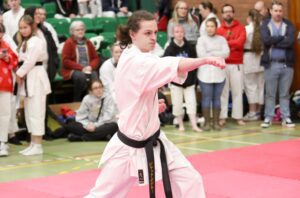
[{"x1": 1, "y1": 139, "x2": 300, "y2": 198}]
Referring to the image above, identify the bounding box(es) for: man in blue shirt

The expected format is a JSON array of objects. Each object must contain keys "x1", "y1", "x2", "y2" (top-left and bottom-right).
[{"x1": 260, "y1": 1, "x2": 295, "y2": 128}]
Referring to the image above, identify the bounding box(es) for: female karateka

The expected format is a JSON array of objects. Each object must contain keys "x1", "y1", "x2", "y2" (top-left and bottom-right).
[
  {"x1": 16, "y1": 15, "x2": 51, "y2": 156},
  {"x1": 85, "y1": 10, "x2": 225, "y2": 198}
]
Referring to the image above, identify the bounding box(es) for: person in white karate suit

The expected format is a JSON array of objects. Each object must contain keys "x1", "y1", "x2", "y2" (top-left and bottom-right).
[
  {"x1": 242, "y1": 9, "x2": 264, "y2": 121},
  {"x1": 15, "y1": 15, "x2": 51, "y2": 156},
  {"x1": 85, "y1": 10, "x2": 225, "y2": 198}
]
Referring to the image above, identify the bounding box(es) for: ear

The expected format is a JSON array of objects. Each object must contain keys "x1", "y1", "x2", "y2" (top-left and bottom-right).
[{"x1": 129, "y1": 29, "x2": 136, "y2": 42}]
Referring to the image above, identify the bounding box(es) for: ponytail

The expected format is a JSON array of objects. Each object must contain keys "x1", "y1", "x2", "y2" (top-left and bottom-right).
[{"x1": 118, "y1": 10, "x2": 155, "y2": 49}]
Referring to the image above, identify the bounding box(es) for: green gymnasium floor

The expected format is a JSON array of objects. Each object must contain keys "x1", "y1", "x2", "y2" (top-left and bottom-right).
[{"x1": 0, "y1": 120, "x2": 299, "y2": 183}]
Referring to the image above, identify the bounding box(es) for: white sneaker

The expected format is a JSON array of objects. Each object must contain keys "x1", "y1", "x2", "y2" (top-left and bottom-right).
[
  {"x1": 22, "y1": 144, "x2": 43, "y2": 156},
  {"x1": 244, "y1": 112, "x2": 259, "y2": 121},
  {"x1": 0, "y1": 142, "x2": 8, "y2": 157},
  {"x1": 261, "y1": 118, "x2": 272, "y2": 128},
  {"x1": 19, "y1": 143, "x2": 33, "y2": 154},
  {"x1": 282, "y1": 118, "x2": 295, "y2": 128}
]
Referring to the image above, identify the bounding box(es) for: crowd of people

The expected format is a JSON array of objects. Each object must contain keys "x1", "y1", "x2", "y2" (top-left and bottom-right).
[{"x1": 0, "y1": 0, "x2": 297, "y2": 158}]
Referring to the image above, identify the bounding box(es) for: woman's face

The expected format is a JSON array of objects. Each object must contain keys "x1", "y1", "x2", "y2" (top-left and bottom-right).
[
  {"x1": 177, "y1": 2, "x2": 188, "y2": 18},
  {"x1": 206, "y1": 21, "x2": 217, "y2": 37},
  {"x1": 91, "y1": 82, "x2": 104, "y2": 97},
  {"x1": 173, "y1": 26, "x2": 185, "y2": 42},
  {"x1": 73, "y1": 25, "x2": 85, "y2": 40},
  {"x1": 199, "y1": 4, "x2": 209, "y2": 19},
  {"x1": 34, "y1": 9, "x2": 42, "y2": 25},
  {"x1": 112, "y1": 45, "x2": 122, "y2": 63},
  {"x1": 19, "y1": 20, "x2": 32, "y2": 38},
  {"x1": 130, "y1": 20, "x2": 157, "y2": 52}
]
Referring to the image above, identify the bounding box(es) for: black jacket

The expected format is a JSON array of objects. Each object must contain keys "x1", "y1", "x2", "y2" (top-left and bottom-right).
[
  {"x1": 260, "y1": 18, "x2": 295, "y2": 68},
  {"x1": 163, "y1": 38, "x2": 197, "y2": 88}
]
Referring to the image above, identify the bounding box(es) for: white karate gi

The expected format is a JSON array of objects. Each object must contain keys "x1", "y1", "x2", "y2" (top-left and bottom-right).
[
  {"x1": 16, "y1": 36, "x2": 51, "y2": 136},
  {"x1": 243, "y1": 23, "x2": 264, "y2": 105},
  {"x1": 86, "y1": 45, "x2": 205, "y2": 198}
]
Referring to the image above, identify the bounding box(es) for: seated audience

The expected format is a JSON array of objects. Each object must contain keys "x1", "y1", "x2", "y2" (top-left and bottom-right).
[
  {"x1": 101, "y1": 0, "x2": 132, "y2": 17},
  {"x1": 62, "y1": 20, "x2": 100, "y2": 101},
  {"x1": 56, "y1": 79, "x2": 118, "y2": 141}
]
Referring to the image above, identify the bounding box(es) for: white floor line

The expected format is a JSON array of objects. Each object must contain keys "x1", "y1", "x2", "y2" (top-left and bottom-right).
[
  {"x1": 177, "y1": 146, "x2": 214, "y2": 152},
  {"x1": 165, "y1": 131, "x2": 259, "y2": 145}
]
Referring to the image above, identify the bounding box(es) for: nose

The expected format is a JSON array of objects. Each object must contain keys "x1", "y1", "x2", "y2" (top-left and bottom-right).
[{"x1": 150, "y1": 33, "x2": 157, "y2": 41}]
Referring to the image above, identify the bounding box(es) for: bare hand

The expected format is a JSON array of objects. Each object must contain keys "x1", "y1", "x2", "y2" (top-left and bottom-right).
[
  {"x1": 206, "y1": 57, "x2": 226, "y2": 69},
  {"x1": 158, "y1": 99, "x2": 167, "y2": 113},
  {"x1": 83, "y1": 66, "x2": 92, "y2": 73},
  {"x1": 120, "y1": 7, "x2": 128, "y2": 14},
  {"x1": 69, "y1": 14, "x2": 76, "y2": 18},
  {"x1": 86, "y1": 123, "x2": 96, "y2": 132},
  {"x1": 16, "y1": 75, "x2": 23, "y2": 85}
]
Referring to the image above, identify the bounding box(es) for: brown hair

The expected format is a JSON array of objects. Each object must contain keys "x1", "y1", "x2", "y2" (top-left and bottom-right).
[
  {"x1": 16, "y1": 15, "x2": 35, "y2": 53},
  {"x1": 200, "y1": 1, "x2": 217, "y2": 14},
  {"x1": 118, "y1": 10, "x2": 155, "y2": 48},
  {"x1": 88, "y1": 79, "x2": 103, "y2": 92},
  {"x1": 221, "y1": 3, "x2": 235, "y2": 13},
  {"x1": 206, "y1": 17, "x2": 218, "y2": 27},
  {"x1": 271, "y1": 0, "x2": 283, "y2": 9},
  {"x1": 0, "y1": 23, "x2": 5, "y2": 33},
  {"x1": 248, "y1": 9, "x2": 262, "y2": 55}
]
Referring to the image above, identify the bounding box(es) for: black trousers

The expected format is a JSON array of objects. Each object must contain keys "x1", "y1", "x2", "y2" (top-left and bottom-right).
[{"x1": 65, "y1": 121, "x2": 118, "y2": 141}]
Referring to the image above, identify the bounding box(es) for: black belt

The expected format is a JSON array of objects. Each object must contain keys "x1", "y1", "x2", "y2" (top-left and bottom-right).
[
  {"x1": 117, "y1": 130, "x2": 172, "y2": 198},
  {"x1": 14, "y1": 61, "x2": 44, "y2": 96},
  {"x1": 244, "y1": 49, "x2": 254, "y2": 53},
  {"x1": 18, "y1": 61, "x2": 43, "y2": 66}
]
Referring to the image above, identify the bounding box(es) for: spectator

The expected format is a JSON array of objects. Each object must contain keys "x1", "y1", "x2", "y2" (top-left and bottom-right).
[
  {"x1": 101, "y1": 0, "x2": 132, "y2": 18},
  {"x1": 3, "y1": 0, "x2": 24, "y2": 38},
  {"x1": 254, "y1": 0, "x2": 270, "y2": 19},
  {"x1": 260, "y1": 1, "x2": 295, "y2": 128},
  {"x1": 78, "y1": 0, "x2": 99, "y2": 17},
  {"x1": 243, "y1": 9, "x2": 264, "y2": 121},
  {"x1": 55, "y1": 0, "x2": 78, "y2": 18},
  {"x1": 0, "y1": 23, "x2": 18, "y2": 156},
  {"x1": 167, "y1": 0, "x2": 199, "y2": 46},
  {"x1": 62, "y1": 21, "x2": 100, "y2": 101},
  {"x1": 156, "y1": 0, "x2": 172, "y2": 31},
  {"x1": 217, "y1": 4, "x2": 246, "y2": 126},
  {"x1": 99, "y1": 43, "x2": 122, "y2": 101},
  {"x1": 38, "y1": 7, "x2": 60, "y2": 49},
  {"x1": 23, "y1": 6, "x2": 59, "y2": 83},
  {"x1": 164, "y1": 25, "x2": 201, "y2": 132},
  {"x1": 16, "y1": 15, "x2": 51, "y2": 156},
  {"x1": 62, "y1": 79, "x2": 118, "y2": 141},
  {"x1": 196, "y1": 18, "x2": 229, "y2": 131},
  {"x1": 0, "y1": 13, "x2": 21, "y2": 145},
  {"x1": 198, "y1": 1, "x2": 220, "y2": 36}
]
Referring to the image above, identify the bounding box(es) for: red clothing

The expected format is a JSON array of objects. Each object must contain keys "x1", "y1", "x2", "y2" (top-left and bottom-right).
[
  {"x1": 61, "y1": 37, "x2": 100, "y2": 80},
  {"x1": 0, "y1": 41, "x2": 18, "y2": 93},
  {"x1": 217, "y1": 20, "x2": 246, "y2": 64}
]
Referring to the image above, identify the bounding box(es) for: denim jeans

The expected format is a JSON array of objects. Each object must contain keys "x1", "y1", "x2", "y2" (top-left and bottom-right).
[
  {"x1": 199, "y1": 80, "x2": 225, "y2": 109},
  {"x1": 264, "y1": 62, "x2": 294, "y2": 119}
]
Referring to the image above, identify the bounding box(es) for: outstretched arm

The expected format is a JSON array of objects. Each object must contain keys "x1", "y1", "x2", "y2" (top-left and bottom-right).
[{"x1": 177, "y1": 57, "x2": 225, "y2": 74}]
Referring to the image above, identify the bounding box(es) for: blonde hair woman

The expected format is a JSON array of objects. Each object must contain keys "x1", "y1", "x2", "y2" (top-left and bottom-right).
[{"x1": 167, "y1": 1, "x2": 199, "y2": 45}]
